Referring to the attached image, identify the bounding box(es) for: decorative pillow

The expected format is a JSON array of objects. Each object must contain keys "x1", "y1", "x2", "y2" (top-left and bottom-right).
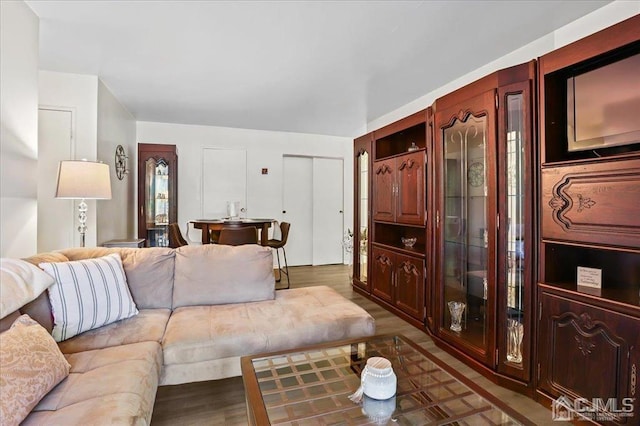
[
  {"x1": 0, "y1": 314, "x2": 71, "y2": 426},
  {"x1": 0, "y1": 258, "x2": 55, "y2": 319},
  {"x1": 39, "y1": 253, "x2": 138, "y2": 342}
]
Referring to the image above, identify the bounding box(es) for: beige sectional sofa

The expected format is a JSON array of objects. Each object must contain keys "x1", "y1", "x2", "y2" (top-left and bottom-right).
[{"x1": 0, "y1": 244, "x2": 375, "y2": 425}]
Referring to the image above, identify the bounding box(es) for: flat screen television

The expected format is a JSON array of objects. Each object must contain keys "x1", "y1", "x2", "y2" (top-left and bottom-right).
[{"x1": 566, "y1": 52, "x2": 640, "y2": 152}]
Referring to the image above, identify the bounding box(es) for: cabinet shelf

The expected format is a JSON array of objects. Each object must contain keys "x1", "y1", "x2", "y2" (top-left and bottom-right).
[
  {"x1": 375, "y1": 147, "x2": 426, "y2": 162},
  {"x1": 372, "y1": 242, "x2": 426, "y2": 259}
]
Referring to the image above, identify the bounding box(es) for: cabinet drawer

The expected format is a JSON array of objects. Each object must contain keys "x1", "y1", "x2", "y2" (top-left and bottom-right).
[{"x1": 541, "y1": 158, "x2": 640, "y2": 249}]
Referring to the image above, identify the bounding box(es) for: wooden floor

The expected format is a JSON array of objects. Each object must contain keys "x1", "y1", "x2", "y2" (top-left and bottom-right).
[{"x1": 151, "y1": 265, "x2": 555, "y2": 425}]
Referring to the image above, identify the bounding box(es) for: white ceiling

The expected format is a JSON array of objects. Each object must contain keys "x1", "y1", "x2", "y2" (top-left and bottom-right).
[{"x1": 27, "y1": 0, "x2": 611, "y2": 137}]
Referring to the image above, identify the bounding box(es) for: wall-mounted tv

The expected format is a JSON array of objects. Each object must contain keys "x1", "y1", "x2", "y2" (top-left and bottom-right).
[{"x1": 566, "y1": 52, "x2": 640, "y2": 152}]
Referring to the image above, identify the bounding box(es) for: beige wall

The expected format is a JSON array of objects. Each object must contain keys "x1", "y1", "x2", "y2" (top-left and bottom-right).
[
  {"x1": 0, "y1": 1, "x2": 39, "y2": 257},
  {"x1": 97, "y1": 80, "x2": 137, "y2": 244}
]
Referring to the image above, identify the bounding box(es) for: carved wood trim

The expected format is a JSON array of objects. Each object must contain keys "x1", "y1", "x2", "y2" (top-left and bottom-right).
[
  {"x1": 398, "y1": 261, "x2": 419, "y2": 279},
  {"x1": 398, "y1": 158, "x2": 416, "y2": 171},
  {"x1": 375, "y1": 164, "x2": 392, "y2": 175},
  {"x1": 544, "y1": 162, "x2": 640, "y2": 238}
]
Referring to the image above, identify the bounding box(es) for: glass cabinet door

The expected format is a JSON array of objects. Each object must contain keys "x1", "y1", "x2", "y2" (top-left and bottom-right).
[
  {"x1": 144, "y1": 158, "x2": 170, "y2": 247},
  {"x1": 498, "y1": 82, "x2": 532, "y2": 381},
  {"x1": 358, "y1": 151, "x2": 369, "y2": 283},
  {"x1": 138, "y1": 144, "x2": 178, "y2": 247},
  {"x1": 353, "y1": 136, "x2": 371, "y2": 292},
  {"x1": 437, "y1": 90, "x2": 497, "y2": 367},
  {"x1": 442, "y1": 113, "x2": 489, "y2": 352}
]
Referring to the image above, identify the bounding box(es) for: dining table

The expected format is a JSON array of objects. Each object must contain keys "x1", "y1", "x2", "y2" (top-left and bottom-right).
[{"x1": 190, "y1": 218, "x2": 274, "y2": 245}]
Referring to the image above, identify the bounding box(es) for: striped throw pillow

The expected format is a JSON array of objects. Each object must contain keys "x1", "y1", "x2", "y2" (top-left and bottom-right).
[{"x1": 39, "y1": 253, "x2": 138, "y2": 342}]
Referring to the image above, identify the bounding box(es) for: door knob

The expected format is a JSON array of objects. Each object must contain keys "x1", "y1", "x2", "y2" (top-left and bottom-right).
[{"x1": 282, "y1": 210, "x2": 287, "y2": 214}]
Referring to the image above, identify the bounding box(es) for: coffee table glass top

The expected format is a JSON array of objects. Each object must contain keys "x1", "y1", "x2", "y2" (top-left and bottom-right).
[{"x1": 244, "y1": 335, "x2": 528, "y2": 425}]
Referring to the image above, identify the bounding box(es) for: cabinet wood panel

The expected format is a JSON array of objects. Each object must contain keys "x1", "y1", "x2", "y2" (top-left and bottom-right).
[
  {"x1": 396, "y1": 151, "x2": 425, "y2": 225},
  {"x1": 395, "y1": 254, "x2": 425, "y2": 320},
  {"x1": 538, "y1": 290, "x2": 640, "y2": 424},
  {"x1": 371, "y1": 246, "x2": 394, "y2": 303},
  {"x1": 373, "y1": 159, "x2": 395, "y2": 222},
  {"x1": 541, "y1": 158, "x2": 640, "y2": 249}
]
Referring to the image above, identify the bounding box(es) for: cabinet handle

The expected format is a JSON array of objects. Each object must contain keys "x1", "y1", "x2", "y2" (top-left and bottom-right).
[{"x1": 632, "y1": 363, "x2": 637, "y2": 397}]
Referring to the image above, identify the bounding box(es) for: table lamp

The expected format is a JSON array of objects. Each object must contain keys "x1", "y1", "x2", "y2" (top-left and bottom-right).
[{"x1": 55, "y1": 160, "x2": 112, "y2": 247}]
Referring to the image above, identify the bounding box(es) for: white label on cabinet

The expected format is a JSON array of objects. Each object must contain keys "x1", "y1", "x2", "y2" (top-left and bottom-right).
[{"x1": 577, "y1": 266, "x2": 602, "y2": 289}]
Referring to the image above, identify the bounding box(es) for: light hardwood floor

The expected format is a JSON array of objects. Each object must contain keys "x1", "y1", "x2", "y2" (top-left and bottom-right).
[{"x1": 151, "y1": 265, "x2": 555, "y2": 425}]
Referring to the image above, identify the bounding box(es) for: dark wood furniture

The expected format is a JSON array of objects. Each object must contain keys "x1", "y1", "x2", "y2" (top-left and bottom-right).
[
  {"x1": 265, "y1": 222, "x2": 291, "y2": 289},
  {"x1": 190, "y1": 219, "x2": 273, "y2": 245},
  {"x1": 433, "y1": 61, "x2": 536, "y2": 384},
  {"x1": 352, "y1": 16, "x2": 639, "y2": 423},
  {"x1": 536, "y1": 15, "x2": 640, "y2": 424},
  {"x1": 356, "y1": 109, "x2": 430, "y2": 330},
  {"x1": 241, "y1": 334, "x2": 533, "y2": 426},
  {"x1": 137, "y1": 144, "x2": 178, "y2": 247},
  {"x1": 353, "y1": 134, "x2": 372, "y2": 294},
  {"x1": 218, "y1": 226, "x2": 258, "y2": 246},
  {"x1": 168, "y1": 223, "x2": 188, "y2": 248}
]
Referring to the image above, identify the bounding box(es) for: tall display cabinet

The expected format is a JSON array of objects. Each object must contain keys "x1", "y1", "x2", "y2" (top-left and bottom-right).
[
  {"x1": 353, "y1": 134, "x2": 372, "y2": 293},
  {"x1": 536, "y1": 16, "x2": 639, "y2": 424},
  {"x1": 137, "y1": 144, "x2": 178, "y2": 247},
  {"x1": 433, "y1": 61, "x2": 535, "y2": 385},
  {"x1": 353, "y1": 110, "x2": 431, "y2": 329}
]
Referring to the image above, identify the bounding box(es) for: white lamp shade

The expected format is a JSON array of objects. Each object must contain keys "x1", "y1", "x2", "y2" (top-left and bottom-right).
[{"x1": 55, "y1": 160, "x2": 112, "y2": 199}]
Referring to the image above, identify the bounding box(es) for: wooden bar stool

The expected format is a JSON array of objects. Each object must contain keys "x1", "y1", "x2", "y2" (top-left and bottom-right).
[{"x1": 266, "y1": 222, "x2": 290, "y2": 289}]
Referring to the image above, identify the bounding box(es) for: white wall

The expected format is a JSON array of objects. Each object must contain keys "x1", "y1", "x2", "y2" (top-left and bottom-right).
[
  {"x1": 136, "y1": 121, "x2": 353, "y2": 254},
  {"x1": 38, "y1": 71, "x2": 100, "y2": 247},
  {"x1": 367, "y1": 1, "x2": 640, "y2": 132},
  {"x1": 0, "y1": 1, "x2": 39, "y2": 257},
  {"x1": 97, "y1": 80, "x2": 137, "y2": 244},
  {"x1": 38, "y1": 71, "x2": 136, "y2": 248}
]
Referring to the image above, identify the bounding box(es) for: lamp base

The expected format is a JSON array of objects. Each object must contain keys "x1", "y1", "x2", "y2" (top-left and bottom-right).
[{"x1": 78, "y1": 199, "x2": 87, "y2": 248}]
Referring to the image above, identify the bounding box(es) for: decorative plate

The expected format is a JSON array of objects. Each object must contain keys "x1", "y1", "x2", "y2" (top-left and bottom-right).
[{"x1": 468, "y1": 162, "x2": 484, "y2": 187}]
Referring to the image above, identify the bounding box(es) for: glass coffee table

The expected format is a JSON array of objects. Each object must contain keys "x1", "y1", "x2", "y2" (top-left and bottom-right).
[{"x1": 241, "y1": 334, "x2": 532, "y2": 425}]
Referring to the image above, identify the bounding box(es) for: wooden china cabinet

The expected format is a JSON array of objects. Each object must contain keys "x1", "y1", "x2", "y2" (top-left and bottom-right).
[
  {"x1": 353, "y1": 16, "x2": 639, "y2": 422},
  {"x1": 137, "y1": 144, "x2": 178, "y2": 247},
  {"x1": 536, "y1": 16, "x2": 640, "y2": 424},
  {"x1": 353, "y1": 110, "x2": 430, "y2": 327},
  {"x1": 433, "y1": 61, "x2": 535, "y2": 385}
]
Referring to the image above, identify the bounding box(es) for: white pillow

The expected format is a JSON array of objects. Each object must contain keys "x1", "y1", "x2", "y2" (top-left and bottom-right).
[
  {"x1": 39, "y1": 253, "x2": 138, "y2": 342},
  {"x1": 0, "y1": 258, "x2": 55, "y2": 320}
]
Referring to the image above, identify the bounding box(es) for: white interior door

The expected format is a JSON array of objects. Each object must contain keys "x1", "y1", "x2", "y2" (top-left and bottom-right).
[
  {"x1": 312, "y1": 158, "x2": 344, "y2": 265},
  {"x1": 283, "y1": 156, "x2": 313, "y2": 266},
  {"x1": 38, "y1": 108, "x2": 74, "y2": 252},
  {"x1": 202, "y1": 148, "x2": 247, "y2": 218}
]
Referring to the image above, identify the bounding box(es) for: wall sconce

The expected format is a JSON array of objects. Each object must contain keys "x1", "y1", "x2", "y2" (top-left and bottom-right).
[{"x1": 114, "y1": 145, "x2": 129, "y2": 180}]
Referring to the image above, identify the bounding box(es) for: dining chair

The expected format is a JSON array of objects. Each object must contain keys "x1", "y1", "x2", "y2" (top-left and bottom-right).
[
  {"x1": 168, "y1": 223, "x2": 189, "y2": 248},
  {"x1": 266, "y1": 222, "x2": 290, "y2": 289},
  {"x1": 218, "y1": 226, "x2": 258, "y2": 246}
]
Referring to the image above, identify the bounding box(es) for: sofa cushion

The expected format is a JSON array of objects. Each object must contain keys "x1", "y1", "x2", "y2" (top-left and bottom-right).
[
  {"x1": 173, "y1": 244, "x2": 275, "y2": 308},
  {"x1": 40, "y1": 253, "x2": 139, "y2": 342},
  {"x1": 58, "y1": 308, "x2": 170, "y2": 354},
  {"x1": 24, "y1": 341, "x2": 161, "y2": 426},
  {"x1": 60, "y1": 247, "x2": 175, "y2": 309},
  {"x1": 0, "y1": 258, "x2": 55, "y2": 319},
  {"x1": 163, "y1": 286, "x2": 375, "y2": 366},
  {"x1": 0, "y1": 315, "x2": 71, "y2": 426}
]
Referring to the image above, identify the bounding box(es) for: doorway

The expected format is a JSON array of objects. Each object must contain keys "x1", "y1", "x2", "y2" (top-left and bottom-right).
[{"x1": 282, "y1": 155, "x2": 344, "y2": 266}]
